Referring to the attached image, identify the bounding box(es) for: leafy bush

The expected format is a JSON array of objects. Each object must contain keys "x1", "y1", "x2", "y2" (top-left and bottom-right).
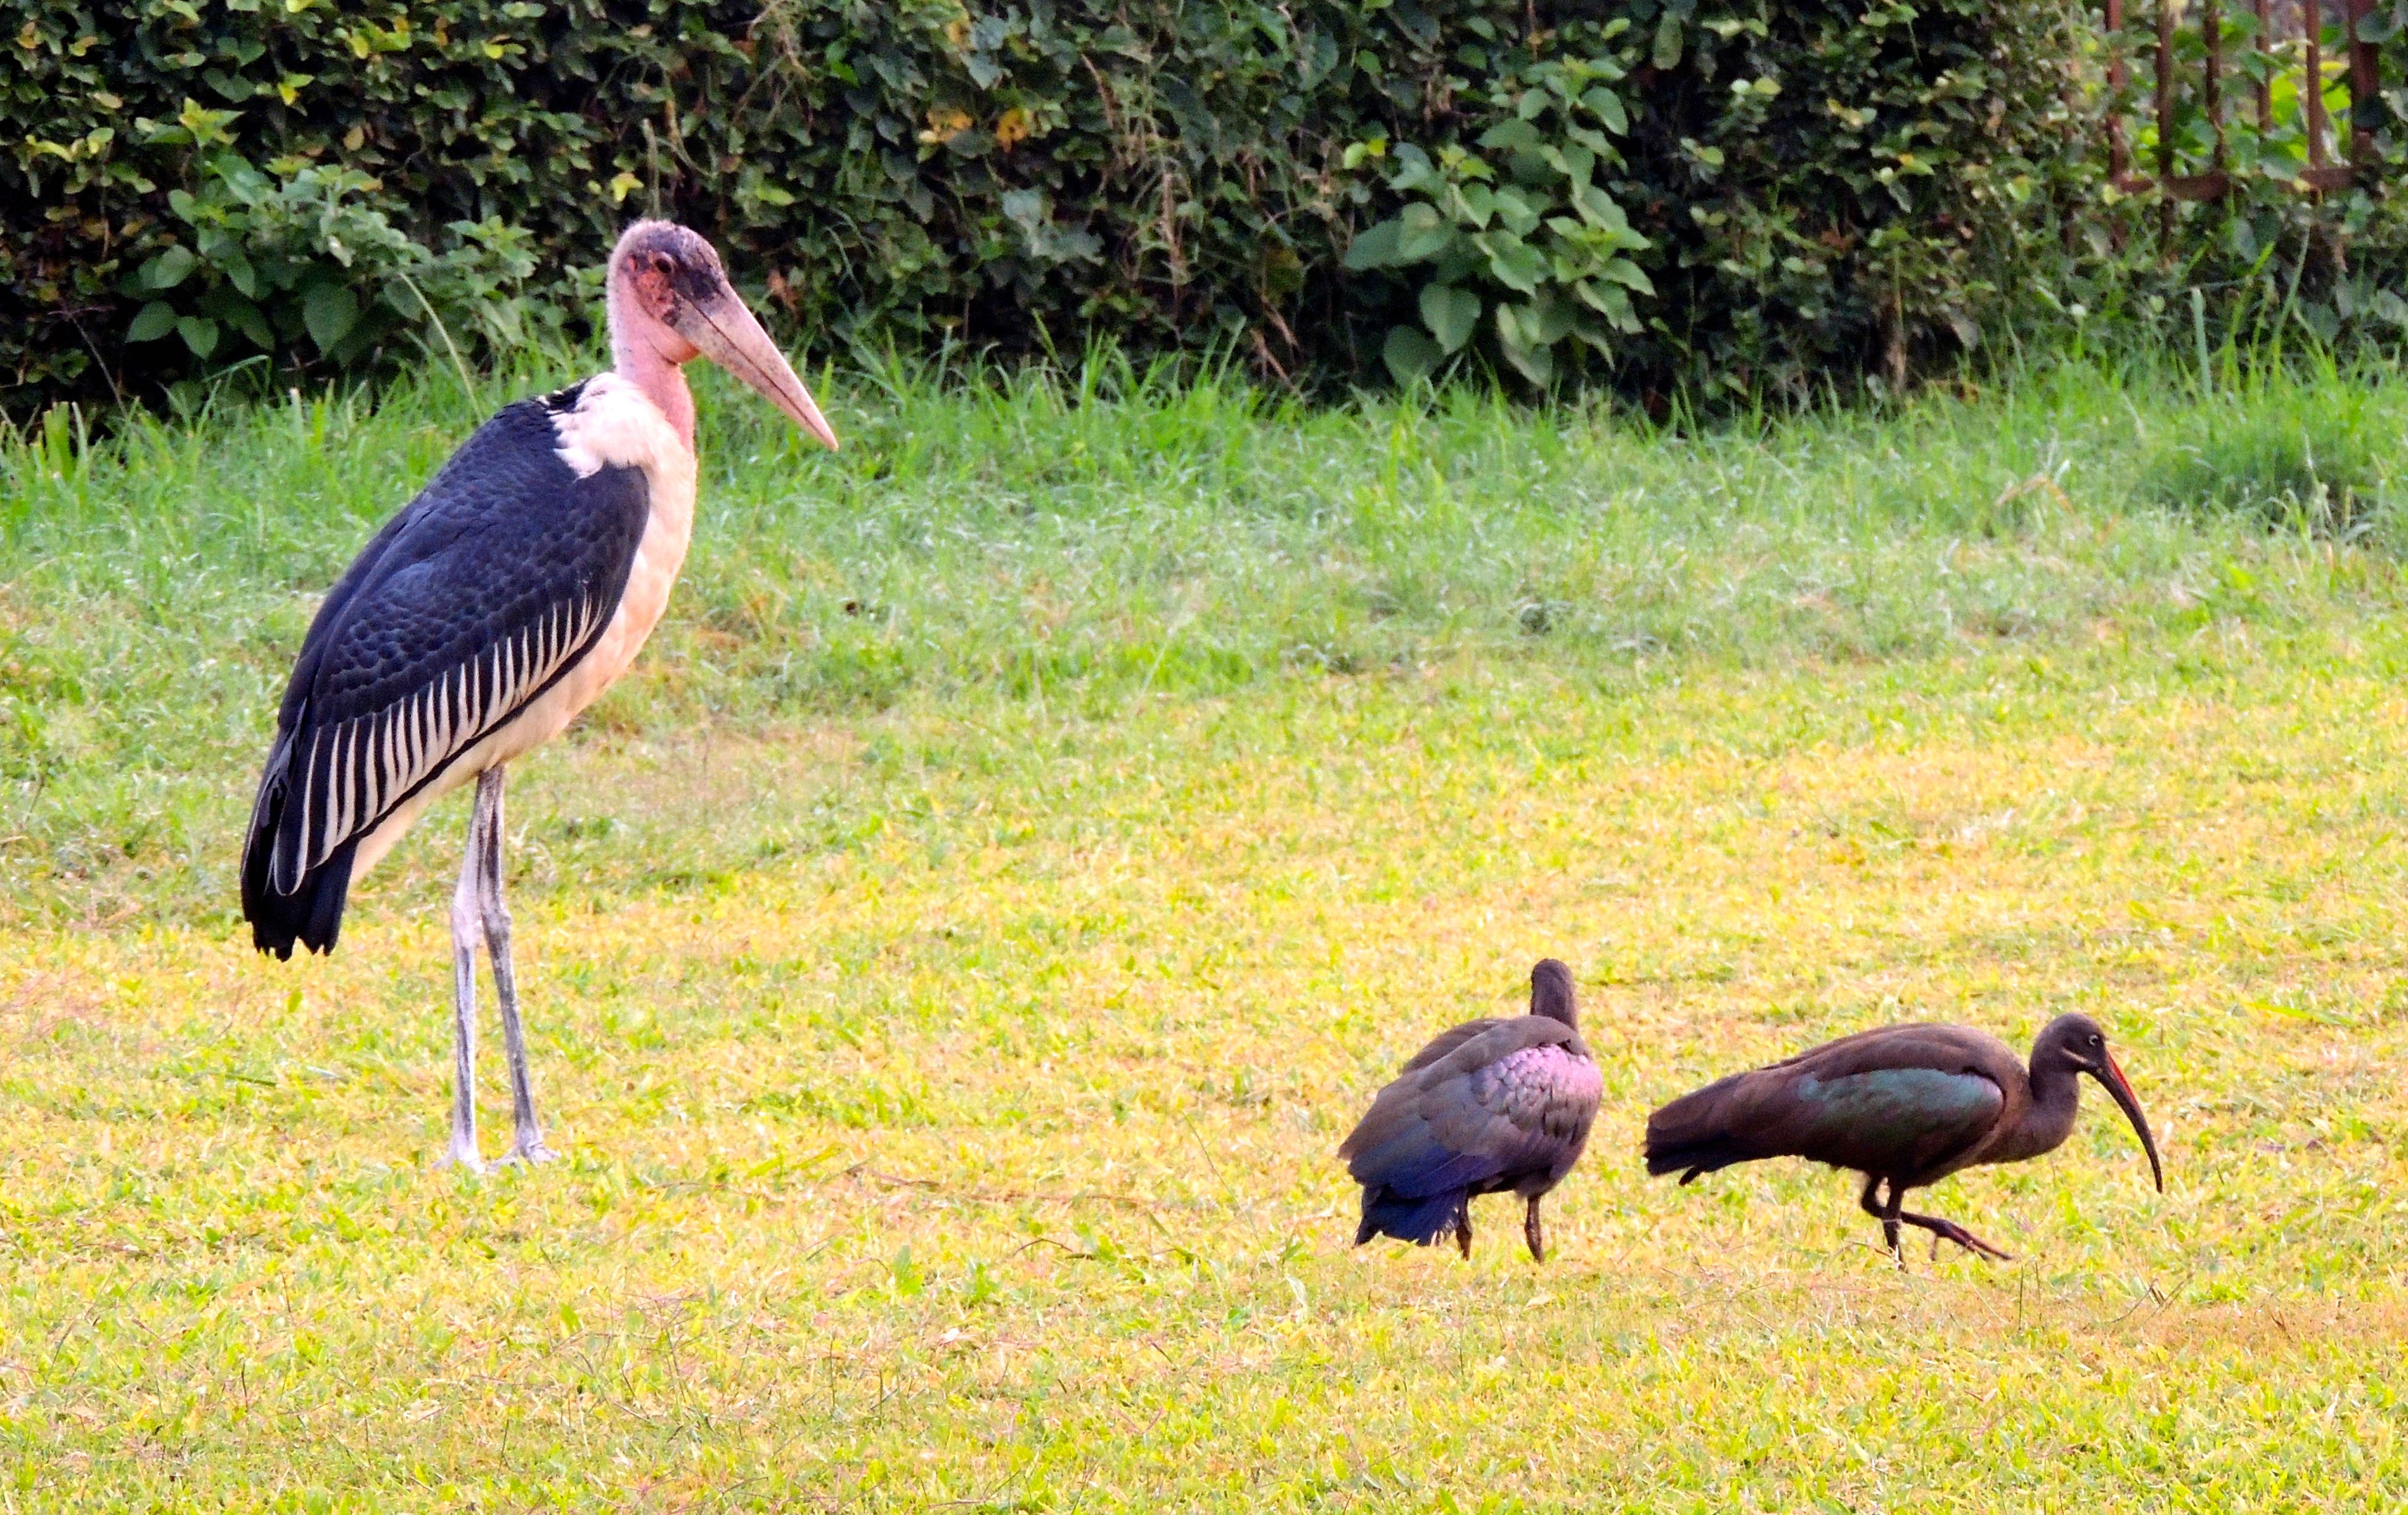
[
  {"x1": 1341, "y1": 25, "x2": 1654, "y2": 387},
  {"x1": 122, "y1": 142, "x2": 550, "y2": 381},
  {"x1": 20, "y1": 0, "x2": 1409, "y2": 410},
  {"x1": 7, "y1": 0, "x2": 2396, "y2": 415}
]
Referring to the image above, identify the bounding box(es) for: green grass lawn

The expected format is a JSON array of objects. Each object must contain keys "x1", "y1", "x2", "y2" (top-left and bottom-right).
[{"x1": 4, "y1": 355, "x2": 2407, "y2": 1508}]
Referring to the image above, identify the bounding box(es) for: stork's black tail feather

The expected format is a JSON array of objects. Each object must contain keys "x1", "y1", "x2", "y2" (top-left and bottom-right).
[{"x1": 239, "y1": 755, "x2": 355, "y2": 959}]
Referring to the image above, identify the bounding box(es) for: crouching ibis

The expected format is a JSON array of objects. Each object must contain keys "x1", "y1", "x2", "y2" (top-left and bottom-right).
[
  {"x1": 1339, "y1": 959, "x2": 1604, "y2": 1262},
  {"x1": 239, "y1": 221, "x2": 839, "y2": 1170},
  {"x1": 1644, "y1": 1014, "x2": 2163, "y2": 1262}
]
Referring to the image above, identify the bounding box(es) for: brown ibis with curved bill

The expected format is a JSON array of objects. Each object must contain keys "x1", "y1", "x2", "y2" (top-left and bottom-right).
[
  {"x1": 1339, "y1": 959, "x2": 1604, "y2": 1262},
  {"x1": 1643, "y1": 1013, "x2": 2163, "y2": 1263}
]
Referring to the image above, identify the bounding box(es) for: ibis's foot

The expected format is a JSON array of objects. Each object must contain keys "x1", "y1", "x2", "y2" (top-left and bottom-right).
[
  {"x1": 496, "y1": 1139, "x2": 561, "y2": 1167},
  {"x1": 1899, "y1": 1209, "x2": 2012, "y2": 1261}
]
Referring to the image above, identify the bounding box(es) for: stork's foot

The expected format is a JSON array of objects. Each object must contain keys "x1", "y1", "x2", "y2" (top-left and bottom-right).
[
  {"x1": 436, "y1": 1142, "x2": 486, "y2": 1175},
  {"x1": 496, "y1": 1139, "x2": 561, "y2": 1167},
  {"x1": 1899, "y1": 1209, "x2": 2012, "y2": 1261}
]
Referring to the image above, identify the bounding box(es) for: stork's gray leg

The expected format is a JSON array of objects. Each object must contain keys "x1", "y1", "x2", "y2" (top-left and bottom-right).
[
  {"x1": 477, "y1": 768, "x2": 557, "y2": 1166},
  {"x1": 439, "y1": 789, "x2": 486, "y2": 1172}
]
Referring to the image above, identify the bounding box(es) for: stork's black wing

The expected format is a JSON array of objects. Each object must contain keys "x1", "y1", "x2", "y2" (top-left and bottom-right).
[{"x1": 241, "y1": 383, "x2": 650, "y2": 957}]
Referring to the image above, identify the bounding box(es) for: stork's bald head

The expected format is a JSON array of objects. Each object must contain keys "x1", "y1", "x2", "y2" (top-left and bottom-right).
[{"x1": 606, "y1": 220, "x2": 837, "y2": 451}]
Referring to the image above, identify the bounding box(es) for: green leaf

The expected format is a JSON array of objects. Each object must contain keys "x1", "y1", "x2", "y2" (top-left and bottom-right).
[
  {"x1": 1494, "y1": 307, "x2": 1555, "y2": 386},
  {"x1": 141, "y1": 246, "x2": 196, "y2": 292},
  {"x1": 1343, "y1": 219, "x2": 1405, "y2": 272},
  {"x1": 1566, "y1": 124, "x2": 1621, "y2": 161},
  {"x1": 1475, "y1": 231, "x2": 1548, "y2": 296},
  {"x1": 1546, "y1": 144, "x2": 1598, "y2": 186},
  {"x1": 1571, "y1": 183, "x2": 1641, "y2": 239},
  {"x1": 1572, "y1": 276, "x2": 1646, "y2": 329},
  {"x1": 1490, "y1": 187, "x2": 1544, "y2": 238},
  {"x1": 1420, "y1": 284, "x2": 1481, "y2": 352},
  {"x1": 220, "y1": 248, "x2": 258, "y2": 300},
  {"x1": 1396, "y1": 203, "x2": 1452, "y2": 261},
  {"x1": 1522, "y1": 289, "x2": 1575, "y2": 345},
  {"x1": 304, "y1": 284, "x2": 360, "y2": 350},
  {"x1": 177, "y1": 316, "x2": 220, "y2": 359},
  {"x1": 1581, "y1": 86, "x2": 1629, "y2": 134},
  {"x1": 128, "y1": 301, "x2": 178, "y2": 342},
  {"x1": 223, "y1": 295, "x2": 274, "y2": 350},
  {"x1": 1389, "y1": 144, "x2": 1442, "y2": 195},
  {"x1": 1381, "y1": 325, "x2": 1443, "y2": 384},
  {"x1": 1600, "y1": 258, "x2": 1656, "y2": 296},
  {"x1": 1478, "y1": 119, "x2": 1543, "y2": 154},
  {"x1": 1652, "y1": 11, "x2": 1684, "y2": 70}
]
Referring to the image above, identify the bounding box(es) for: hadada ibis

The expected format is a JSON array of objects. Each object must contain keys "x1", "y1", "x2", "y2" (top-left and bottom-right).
[
  {"x1": 1644, "y1": 1014, "x2": 2163, "y2": 1262},
  {"x1": 1339, "y1": 959, "x2": 1604, "y2": 1262}
]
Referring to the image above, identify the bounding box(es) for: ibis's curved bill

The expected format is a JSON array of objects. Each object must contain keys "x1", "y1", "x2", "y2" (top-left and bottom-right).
[{"x1": 2089, "y1": 1051, "x2": 2165, "y2": 1193}]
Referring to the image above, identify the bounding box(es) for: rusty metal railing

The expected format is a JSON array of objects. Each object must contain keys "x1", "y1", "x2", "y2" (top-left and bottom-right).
[{"x1": 2105, "y1": 0, "x2": 2383, "y2": 200}]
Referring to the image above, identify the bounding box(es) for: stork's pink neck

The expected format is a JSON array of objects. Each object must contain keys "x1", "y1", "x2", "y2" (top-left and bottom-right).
[{"x1": 606, "y1": 286, "x2": 697, "y2": 449}]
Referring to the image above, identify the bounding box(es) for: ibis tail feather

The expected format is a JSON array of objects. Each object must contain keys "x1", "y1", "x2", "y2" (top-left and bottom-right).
[{"x1": 1355, "y1": 1187, "x2": 1467, "y2": 1248}]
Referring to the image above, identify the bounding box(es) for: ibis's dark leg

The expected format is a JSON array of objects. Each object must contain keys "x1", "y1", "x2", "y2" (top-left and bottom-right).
[
  {"x1": 475, "y1": 768, "x2": 557, "y2": 1167},
  {"x1": 1523, "y1": 1196, "x2": 1546, "y2": 1263},
  {"x1": 1455, "y1": 1200, "x2": 1474, "y2": 1260},
  {"x1": 1896, "y1": 1208, "x2": 2014, "y2": 1261},
  {"x1": 1859, "y1": 1174, "x2": 1902, "y2": 1262},
  {"x1": 439, "y1": 785, "x2": 488, "y2": 1172}
]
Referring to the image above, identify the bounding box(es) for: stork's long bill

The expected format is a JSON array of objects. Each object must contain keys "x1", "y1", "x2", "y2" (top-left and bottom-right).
[{"x1": 674, "y1": 288, "x2": 839, "y2": 451}]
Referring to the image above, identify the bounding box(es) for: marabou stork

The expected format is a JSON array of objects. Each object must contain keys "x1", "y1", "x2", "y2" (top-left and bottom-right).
[
  {"x1": 239, "y1": 221, "x2": 837, "y2": 1170},
  {"x1": 1338, "y1": 960, "x2": 1604, "y2": 1262},
  {"x1": 1644, "y1": 1014, "x2": 2164, "y2": 1263}
]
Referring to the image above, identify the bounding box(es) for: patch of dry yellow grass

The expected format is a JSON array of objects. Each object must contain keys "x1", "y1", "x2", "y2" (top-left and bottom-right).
[{"x1": 4, "y1": 632, "x2": 2405, "y2": 1508}]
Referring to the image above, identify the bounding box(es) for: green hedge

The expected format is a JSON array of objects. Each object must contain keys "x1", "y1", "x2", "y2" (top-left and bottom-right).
[{"x1": 0, "y1": 0, "x2": 2310, "y2": 414}]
